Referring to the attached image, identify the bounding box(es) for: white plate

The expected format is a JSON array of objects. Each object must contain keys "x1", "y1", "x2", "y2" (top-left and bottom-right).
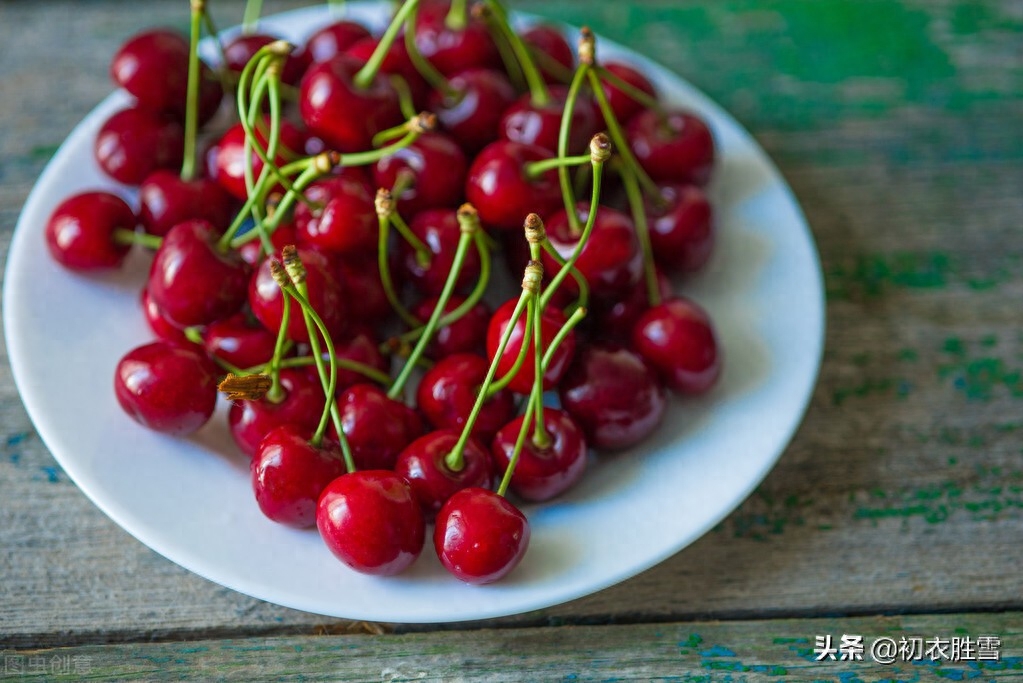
[{"x1": 3, "y1": 3, "x2": 824, "y2": 623}]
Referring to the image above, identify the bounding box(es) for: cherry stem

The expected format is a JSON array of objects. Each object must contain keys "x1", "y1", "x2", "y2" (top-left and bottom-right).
[
  {"x1": 485, "y1": 305, "x2": 533, "y2": 396},
  {"x1": 391, "y1": 212, "x2": 432, "y2": 268},
  {"x1": 620, "y1": 162, "x2": 662, "y2": 307},
  {"x1": 389, "y1": 75, "x2": 419, "y2": 120},
  {"x1": 201, "y1": 12, "x2": 230, "y2": 86},
  {"x1": 556, "y1": 62, "x2": 591, "y2": 233},
  {"x1": 387, "y1": 211, "x2": 477, "y2": 400},
  {"x1": 264, "y1": 293, "x2": 292, "y2": 403},
  {"x1": 242, "y1": 0, "x2": 263, "y2": 32},
  {"x1": 264, "y1": 355, "x2": 392, "y2": 387},
  {"x1": 481, "y1": 0, "x2": 550, "y2": 107},
  {"x1": 112, "y1": 228, "x2": 162, "y2": 250},
  {"x1": 404, "y1": 4, "x2": 459, "y2": 99},
  {"x1": 375, "y1": 190, "x2": 421, "y2": 327},
  {"x1": 595, "y1": 64, "x2": 662, "y2": 115},
  {"x1": 530, "y1": 44, "x2": 574, "y2": 84},
  {"x1": 525, "y1": 153, "x2": 591, "y2": 179},
  {"x1": 353, "y1": 0, "x2": 421, "y2": 90},
  {"x1": 487, "y1": 12, "x2": 527, "y2": 92},
  {"x1": 445, "y1": 0, "x2": 468, "y2": 31},
  {"x1": 528, "y1": 295, "x2": 551, "y2": 448},
  {"x1": 180, "y1": 0, "x2": 205, "y2": 182}
]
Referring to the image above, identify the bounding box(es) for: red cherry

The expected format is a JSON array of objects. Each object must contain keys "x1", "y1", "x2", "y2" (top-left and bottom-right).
[
  {"x1": 428, "y1": 68, "x2": 517, "y2": 155},
  {"x1": 597, "y1": 62, "x2": 657, "y2": 126},
  {"x1": 44, "y1": 191, "x2": 135, "y2": 270},
  {"x1": 373, "y1": 133, "x2": 467, "y2": 216},
  {"x1": 631, "y1": 296, "x2": 721, "y2": 394},
  {"x1": 147, "y1": 220, "x2": 251, "y2": 327},
  {"x1": 491, "y1": 407, "x2": 588, "y2": 501},
  {"x1": 344, "y1": 35, "x2": 431, "y2": 110},
  {"x1": 394, "y1": 429, "x2": 493, "y2": 518},
  {"x1": 294, "y1": 175, "x2": 377, "y2": 255},
  {"x1": 543, "y1": 204, "x2": 642, "y2": 301},
  {"x1": 434, "y1": 487, "x2": 529, "y2": 584},
  {"x1": 237, "y1": 223, "x2": 297, "y2": 267},
  {"x1": 410, "y1": 295, "x2": 490, "y2": 360},
  {"x1": 210, "y1": 118, "x2": 308, "y2": 202},
  {"x1": 138, "y1": 170, "x2": 234, "y2": 238},
  {"x1": 251, "y1": 425, "x2": 346, "y2": 528},
  {"x1": 416, "y1": 353, "x2": 514, "y2": 443},
  {"x1": 335, "y1": 384, "x2": 423, "y2": 470},
  {"x1": 465, "y1": 141, "x2": 562, "y2": 231},
  {"x1": 317, "y1": 470, "x2": 425, "y2": 576},
  {"x1": 298, "y1": 53, "x2": 402, "y2": 152},
  {"x1": 223, "y1": 33, "x2": 310, "y2": 86},
  {"x1": 626, "y1": 109, "x2": 715, "y2": 186},
  {"x1": 305, "y1": 19, "x2": 373, "y2": 63},
  {"x1": 228, "y1": 368, "x2": 325, "y2": 458},
  {"x1": 202, "y1": 313, "x2": 278, "y2": 369},
  {"x1": 644, "y1": 184, "x2": 714, "y2": 273},
  {"x1": 485, "y1": 299, "x2": 576, "y2": 395},
  {"x1": 114, "y1": 341, "x2": 218, "y2": 436},
  {"x1": 522, "y1": 25, "x2": 573, "y2": 84},
  {"x1": 248, "y1": 247, "x2": 347, "y2": 344},
  {"x1": 499, "y1": 86, "x2": 600, "y2": 155},
  {"x1": 399, "y1": 208, "x2": 481, "y2": 296},
  {"x1": 558, "y1": 344, "x2": 666, "y2": 450},
  {"x1": 95, "y1": 107, "x2": 183, "y2": 186},
  {"x1": 335, "y1": 256, "x2": 393, "y2": 324},
  {"x1": 413, "y1": 0, "x2": 501, "y2": 77},
  {"x1": 593, "y1": 267, "x2": 673, "y2": 343},
  {"x1": 330, "y1": 332, "x2": 390, "y2": 393},
  {"x1": 140, "y1": 287, "x2": 193, "y2": 346}
]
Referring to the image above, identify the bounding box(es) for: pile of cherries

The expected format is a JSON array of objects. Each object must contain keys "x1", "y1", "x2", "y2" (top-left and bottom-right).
[{"x1": 44, "y1": 0, "x2": 719, "y2": 585}]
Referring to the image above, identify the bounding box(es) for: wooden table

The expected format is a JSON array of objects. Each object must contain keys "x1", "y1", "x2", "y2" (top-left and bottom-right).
[{"x1": 2, "y1": 0, "x2": 1022, "y2": 679}]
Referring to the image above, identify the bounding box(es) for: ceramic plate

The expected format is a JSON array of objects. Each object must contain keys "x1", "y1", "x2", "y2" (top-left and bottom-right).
[{"x1": 3, "y1": 3, "x2": 824, "y2": 622}]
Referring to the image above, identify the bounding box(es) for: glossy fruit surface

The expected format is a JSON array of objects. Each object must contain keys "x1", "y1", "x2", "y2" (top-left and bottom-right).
[
  {"x1": 373, "y1": 133, "x2": 467, "y2": 217},
  {"x1": 416, "y1": 353, "x2": 514, "y2": 442},
  {"x1": 631, "y1": 296, "x2": 721, "y2": 394},
  {"x1": 626, "y1": 109, "x2": 715, "y2": 186},
  {"x1": 248, "y1": 247, "x2": 346, "y2": 344},
  {"x1": 95, "y1": 107, "x2": 183, "y2": 185},
  {"x1": 228, "y1": 368, "x2": 325, "y2": 458},
  {"x1": 486, "y1": 299, "x2": 575, "y2": 395},
  {"x1": 335, "y1": 384, "x2": 423, "y2": 470},
  {"x1": 394, "y1": 429, "x2": 493, "y2": 518},
  {"x1": 491, "y1": 407, "x2": 587, "y2": 501},
  {"x1": 138, "y1": 170, "x2": 233, "y2": 238},
  {"x1": 434, "y1": 487, "x2": 529, "y2": 584},
  {"x1": 45, "y1": 191, "x2": 135, "y2": 270},
  {"x1": 294, "y1": 175, "x2": 377, "y2": 255},
  {"x1": 645, "y1": 184, "x2": 714, "y2": 273},
  {"x1": 543, "y1": 204, "x2": 642, "y2": 300},
  {"x1": 399, "y1": 208, "x2": 481, "y2": 296},
  {"x1": 465, "y1": 141, "x2": 562, "y2": 231}
]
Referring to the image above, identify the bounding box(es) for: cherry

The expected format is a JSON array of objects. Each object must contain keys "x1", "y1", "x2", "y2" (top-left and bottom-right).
[
  {"x1": 428, "y1": 68, "x2": 517, "y2": 155},
  {"x1": 202, "y1": 313, "x2": 278, "y2": 370},
  {"x1": 626, "y1": 109, "x2": 715, "y2": 186},
  {"x1": 210, "y1": 118, "x2": 308, "y2": 202},
  {"x1": 373, "y1": 132, "x2": 467, "y2": 217},
  {"x1": 491, "y1": 407, "x2": 588, "y2": 501},
  {"x1": 399, "y1": 208, "x2": 481, "y2": 296},
  {"x1": 335, "y1": 384, "x2": 423, "y2": 471},
  {"x1": 631, "y1": 296, "x2": 721, "y2": 394},
  {"x1": 394, "y1": 429, "x2": 493, "y2": 518},
  {"x1": 521, "y1": 25, "x2": 573, "y2": 84},
  {"x1": 336, "y1": 256, "x2": 393, "y2": 323},
  {"x1": 499, "y1": 85, "x2": 600, "y2": 155},
  {"x1": 251, "y1": 424, "x2": 346, "y2": 528},
  {"x1": 597, "y1": 62, "x2": 657, "y2": 127},
  {"x1": 410, "y1": 295, "x2": 490, "y2": 360},
  {"x1": 294, "y1": 175, "x2": 377, "y2": 255},
  {"x1": 114, "y1": 340, "x2": 218, "y2": 436},
  {"x1": 248, "y1": 247, "x2": 347, "y2": 344},
  {"x1": 465, "y1": 140, "x2": 562, "y2": 231},
  {"x1": 95, "y1": 106, "x2": 184, "y2": 185},
  {"x1": 412, "y1": 0, "x2": 501, "y2": 77},
  {"x1": 147, "y1": 220, "x2": 251, "y2": 327},
  {"x1": 298, "y1": 53, "x2": 402, "y2": 153},
  {"x1": 44, "y1": 191, "x2": 135, "y2": 270},
  {"x1": 486, "y1": 298, "x2": 576, "y2": 395},
  {"x1": 228, "y1": 368, "x2": 325, "y2": 458},
  {"x1": 305, "y1": 19, "x2": 373, "y2": 63},
  {"x1": 138, "y1": 170, "x2": 234, "y2": 238},
  {"x1": 110, "y1": 28, "x2": 221, "y2": 123},
  {"x1": 237, "y1": 223, "x2": 297, "y2": 267},
  {"x1": 345, "y1": 36, "x2": 430, "y2": 110},
  {"x1": 434, "y1": 487, "x2": 529, "y2": 584},
  {"x1": 329, "y1": 332, "x2": 390, "y2": 393},
  {"x1": 317, "y1": 470, "x2": 425, "y2": 576},
  {"x1": 644, "y1": 184, "x2": 714, "y2": 273},
  {"x1": 543, "y1": 204, "x2": 642, "y2": 301},
  {"x1": 416, "y1": 353, "x2": 514, "y2": 442},
  {"x1": 140, "y1": 287, "x2": 193, "y2": 346},
  {"x1": 223, "y1": 33, "x2": 310, "y2": 87},
  {"x1": 558, "y1": 344, "x2": 666, "y2": 450},
  {"x1": 592, "y1": 267, "x2": 672, "y2": 342}
]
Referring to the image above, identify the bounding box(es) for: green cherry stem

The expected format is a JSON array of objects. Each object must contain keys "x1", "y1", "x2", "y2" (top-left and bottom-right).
[
  {"x1": 525, "y1": 153, "x2": 591, "y2": 178},
  {"x1": 556, "y1": 59, "x2": 592, "y2": 233},
  {"x1": 528, "y1": 295, "x2": 550, "y2": 447},
  {"x1": 595, "y1": 64, "x2": 662, "y2": 114},
  {"x1": 353, "y1": 0, "x2": 421, "y2": 90},
  {"x1": 404, "y1": 4, "x2": 459, "y2": 99},
  {"x1": 375, "y1": 189, "x2": 421, "y2": 327},
  {"x1": 481, "y1": 5, "x2": 526, "y2": 92},
  {"x1": 263, "y1": 292, "x2": 291, "y2": 402},
  {"x1": 481, "y1": 0, "x2": 550, "y2": 106},
  {"x1": 180, "y1": 0, "x2": 205, "y2": 182},
  {"x1": 445, "y1": 0, "x2": 468, "y2": 31},
  {"x1": 270, "y1": 355, "x2": 392, "y2": 387},
  {"x1": 112, "y1": 228, "x2": 162, "y2": 250},
  {"x1": 620, "y1": 161, "x2": 662, "y2": 307},
  {"x1": 389, "y1": 75, "x2": 419, "y2": 120},
  {"x1": 242, "y1": 0, "x2": 263, "y2": 33}
]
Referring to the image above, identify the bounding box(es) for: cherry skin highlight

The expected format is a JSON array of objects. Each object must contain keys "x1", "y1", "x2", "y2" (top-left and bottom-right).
[
  {"x1": 434, "y1": 487, "x2": 530, "y2": 584},
  {"x1": 45, "y1": 191, "x2": 135, "y2": 271}
]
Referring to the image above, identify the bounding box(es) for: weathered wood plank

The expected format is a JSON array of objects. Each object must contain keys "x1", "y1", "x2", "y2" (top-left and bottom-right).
[{"x1": 4, "y1": 612, "x2": 1023, "y2": 681}]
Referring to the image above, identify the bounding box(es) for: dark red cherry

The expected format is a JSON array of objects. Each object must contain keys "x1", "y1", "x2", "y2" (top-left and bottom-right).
[
  {"x1": 211, "y1": 117, "x2": 308, "y2": 202},
  {"x1": 335, "y1": 384, "x2": 423, "y2": 470},
  {"x1": 223, "y1": 33, "x2": 310, "y2": 86},
  {"x1": 626, "y1": 109, "x2": 715, "y2": 186},
  {"x1": 373, "y1": 133, "x2": 467, "y2": 216},
  {"x1": 95, "y1": 107, "x2": 184, "y2": 185},
  {"x1": 110, "y1": 28, "x2": 222, "y2": 122},
  {"x1": 491, "y1": 407, "x2": 588, "y2": 501},
  {"x1": 335, "y1": 256, "x2": 393, "y2": 323},
  {"x1": 416, "y1": 353, "x2": 514, "y2": 443},
  {"x1": 485, "y1": 299, "x2": 576, "y2": 395},
  {"x1": 644, "y1": 184, "x2": 714, "y2": 273},
  {"x1": 631, "y1": 296, "x2": 721, "y2": 394},
  {"x1": 138, "y1": 170, "x2": 234, "y2": 238},
  {"x1": 593, "y1": 267, "x2": 673, "y2": 342},
  {"x1": 344, "y1": 36, "x2": 431, "y2": 109},
  {"x1": 522, "y1": 25, "x2": 573, "y2": 83},
  {"x1": 294, "y1": 175, "x2": 377, "y2": 255},
  {"x1": 147, "y1": 220, "x2": 251, "y2": 327},
  {"x1": 597, "y1": 62, "x2": 657, "y2": 127},
  {"x1": 330, "y1": 332, "x2": 390, "y2": 393},
  {"x1": 114, "y1": 341, "x2": 219, "y2": 436},
  {"x1": 202, "y1": 313, "x2": 278, "y2": 370},
  {"x1": 410, "y1": 295, "x2": 490, "y2": 360},
  {"x1": 317, "y1": 470, "x2": 425, "y2": 576},
  {"x1": 44, "y1": 191, "x2": 135, "y2": 270},
  {"x1": 558, "y1": 344, "x2": 666, "y2": 450},
  {"x1": 305, "y1": 19, "x2": 373, "y2": 63},
  {"x1": 434, "y1": 487, "x2": 529, "y2": 584},
  {"x1": 140, "y1": 287, "x2": 193, "y2": 346},
  {"x1": 228, "y1": 368, "x2": 325, "y2": 458},
  {"x1": 465, "y1": 140, "x2": 562, "y2": 231},
  {"x1": 248, "y1": 247, "x2": 347, "y2": 344},
  {"x1": 399, "y1": 208, "x2": 481, "y2": 296},
  {"x1": 413, "y1": 0, "x2": 501, "y2": 77},
  {"x1": 543, "y1": 204, "x2": 642, "y2": 302},
  {"x1": 428, "y1": 68, "x2": 517, "y2": 155},
  {"x1": 251, "y1": 425, "x2": 346, "y2": 528},
  {"x1": 237, "y1": 223, "x2": 297, "y2": 267},
  {"x1": 394, "y1": 429, "x2": 493, "y2": 518},
  {"x1": 499, "y1": 85, "x2": 600, "y2": 155},
  {"x1": 298, "y1": 53, "x2": 402, "y2": 152}
]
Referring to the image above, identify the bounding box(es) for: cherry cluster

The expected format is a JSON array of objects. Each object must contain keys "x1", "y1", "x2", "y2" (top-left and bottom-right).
[{"x1": 43, "y1": 0, "x2": 720, "y2": 585}]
